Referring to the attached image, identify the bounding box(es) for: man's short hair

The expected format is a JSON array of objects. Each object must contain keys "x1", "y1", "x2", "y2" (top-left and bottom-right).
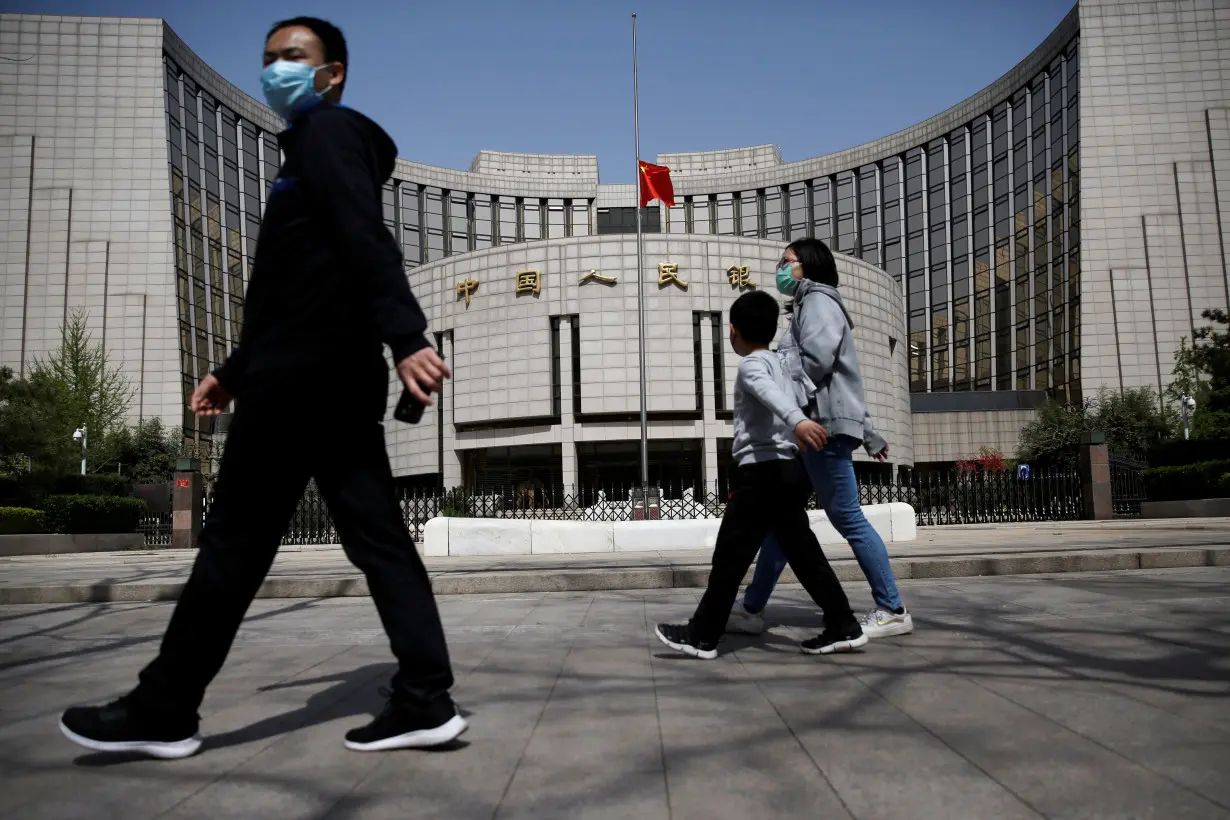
[
  {"x1": 267, "y1": 17, "x2": 348, "y2": 87},
  {"x1": 730, "y1": 290, "x2": 781, "y2": 347}
]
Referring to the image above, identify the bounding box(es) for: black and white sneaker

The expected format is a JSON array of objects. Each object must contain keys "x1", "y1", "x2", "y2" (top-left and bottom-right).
[
  {"x1": 59, "y1": 696, "x2": 202, "y2": 759},
  {"x1": 344, "y1": 690, "x2": 468, "y2": 752},
  {"x1": 800, "y1": 624, "x2": 869, "y2": 655},
  {"x1": 654, "y1": 622, "x2": 718, "y2": 660}
]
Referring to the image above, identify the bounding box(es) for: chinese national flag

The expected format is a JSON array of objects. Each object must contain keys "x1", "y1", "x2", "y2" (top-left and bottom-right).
[{"x1": 638, "y1": 161, "x2": 675, "y2": 208}]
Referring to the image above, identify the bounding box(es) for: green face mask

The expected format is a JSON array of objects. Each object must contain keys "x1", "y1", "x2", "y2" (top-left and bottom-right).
[{"x1": 776, "y1": 262, "x2": 799, "y2": 295}]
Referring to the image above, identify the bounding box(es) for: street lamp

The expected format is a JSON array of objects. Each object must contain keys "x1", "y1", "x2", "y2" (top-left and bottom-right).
[
  {"x1": 72, "y1": 425, "x2": 87, "y2": 475},
  {"x1": 1181, "y1": 395, "x2": 1197, "y2": 441}
]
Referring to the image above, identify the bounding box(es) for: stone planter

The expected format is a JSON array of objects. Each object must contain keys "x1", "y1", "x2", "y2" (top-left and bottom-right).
[
  {"x1": 1139, "y1": 498, "x2": 1230, "y2": 519},
  {"x1": 0, "y1": 533, "x2": 145, "y2": 557}
]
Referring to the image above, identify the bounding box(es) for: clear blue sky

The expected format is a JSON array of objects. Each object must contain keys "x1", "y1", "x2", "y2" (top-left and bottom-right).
[{"x1": 8, "y1": 0, "x2": 1074, "y2": 182}]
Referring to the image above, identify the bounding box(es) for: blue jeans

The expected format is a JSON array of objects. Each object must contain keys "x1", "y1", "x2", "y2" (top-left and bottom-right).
[{"x1": 743, "y1": 436, "x2": 903, "y2": 613}]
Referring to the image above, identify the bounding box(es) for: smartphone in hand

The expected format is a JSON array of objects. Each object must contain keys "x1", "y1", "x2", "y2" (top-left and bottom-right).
[
  {"x1": 392, "y1": 352, "x2": 444, "y2": 425},
  {"x1": 393, "y1": 387, "x2": 426, "y2": 424}
]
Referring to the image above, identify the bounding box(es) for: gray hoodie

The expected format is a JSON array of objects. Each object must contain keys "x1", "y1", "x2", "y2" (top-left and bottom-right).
[
  {"x1": 731, "y1": 349, "x2": 808, "y2": 466},
  {"x1": 780, "y1": 279, "x2": 888, "y2": 456}
]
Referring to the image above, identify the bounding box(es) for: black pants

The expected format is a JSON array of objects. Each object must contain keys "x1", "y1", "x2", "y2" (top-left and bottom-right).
[
  {"x1": 690, "y1": 458, "x2": 855, "y2": 644},
  {"x1": 131, "y1": 391, "x2": 454, "y2": 715}
]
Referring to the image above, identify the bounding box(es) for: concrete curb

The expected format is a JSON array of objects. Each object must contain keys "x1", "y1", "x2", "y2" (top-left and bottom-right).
[
  {"x1": 0, "y1": 533, "x2": 145, "y2": 557},
  {"x1": 1, "y1": 545, "x2": 1227, "y2": 605}
]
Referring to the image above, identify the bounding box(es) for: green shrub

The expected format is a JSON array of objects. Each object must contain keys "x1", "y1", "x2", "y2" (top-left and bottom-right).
[
  {"x1": 0, "y1": 471, "x2": 133, "y2": 507},
  {"x1": 1142, "y1": 459, "x2": 1230, "y2": 502},
  {"x1": 52, "y1": 473, "x2": 132, "y2": 498},
  {"x1": 1148, "y1": 438, "x2": 1230, "y2": 467},
  {"x1": 0, "y1": 476, "x2": 19, "y2": 506},
  {"x1": 0, "y1": 475, "x2": 32, "y2": 507},
  {"x1": 437, "y1": 487, "x2": 472, "y2": 518},
  {"x1": 0, "y1": 507, "x2": 47, "y2": 535},
  {"x1": 41, "y1": 494, "x2": 146, "y2": 534}
]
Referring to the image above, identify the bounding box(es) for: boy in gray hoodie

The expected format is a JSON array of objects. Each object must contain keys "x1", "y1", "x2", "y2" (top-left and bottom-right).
[{"x1": 654, "y1": 290, "x2": 866, "y2": 659}]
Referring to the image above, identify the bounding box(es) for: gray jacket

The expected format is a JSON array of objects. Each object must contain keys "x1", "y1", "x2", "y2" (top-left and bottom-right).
[
  {"x1": 731, "y1": 350, "x2": 808, "y2": 466},
  {"x1": 779, "y1": 279, "x2": 888, "y2": 456}
]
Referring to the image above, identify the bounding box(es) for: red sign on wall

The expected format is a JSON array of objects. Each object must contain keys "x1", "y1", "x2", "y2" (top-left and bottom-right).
[{"x1": 176, "y1": 478, "x2": 191, "y2": 488}]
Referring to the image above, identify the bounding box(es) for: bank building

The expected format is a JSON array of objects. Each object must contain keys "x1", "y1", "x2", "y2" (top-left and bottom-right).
[{"x1": 3, "y1": 3, "x2": 1229, "y2": 500}]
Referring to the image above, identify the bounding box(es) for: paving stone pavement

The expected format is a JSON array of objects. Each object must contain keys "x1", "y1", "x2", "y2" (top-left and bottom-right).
[{"x1": 1, "y1": 567, "x2": 1229, "y2": 819}]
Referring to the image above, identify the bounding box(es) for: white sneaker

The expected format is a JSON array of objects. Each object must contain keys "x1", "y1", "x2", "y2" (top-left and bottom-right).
[
  {"x1": 858, "y1": 607, "x2": 914, "y2": 638},
  {"x1": 725, "y1": 601, "x2": 765, "y2": 634}
]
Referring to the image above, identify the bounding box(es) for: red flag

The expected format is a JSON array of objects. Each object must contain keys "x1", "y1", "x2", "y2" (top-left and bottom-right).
[{"x1": 638, "y1": 161, "x2": 675, "y2": 208}]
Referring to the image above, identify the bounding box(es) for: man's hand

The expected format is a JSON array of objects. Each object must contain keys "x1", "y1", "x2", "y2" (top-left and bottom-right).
[
  {"x1": 397, "y1": 346, "x2": 452, "y2": 405},
  {"x1": 795, "y1": 419, "x2": 829, "y2": 451},
  {"x1": 190, "y1": 374, "x2": 232, "y2": 417},
  {"x1": 873, "y1": 444, "x2": 890, "y2": 462}
]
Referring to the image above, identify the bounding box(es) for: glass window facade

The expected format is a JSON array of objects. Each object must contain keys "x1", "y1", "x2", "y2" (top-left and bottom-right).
[
  {"x1": 474, "y1": 195, "x2": 493, "y2": 250},
  {"x1": 165, "y1": 56, "x2": 276, "y2": 443},
  {"x1": 635, "y1": 36, "x2": 1082, "y2": 402},
  {"x1": 571, "y1": 201, "x2": 592, "y2": 237},
  {"x1": 596, "y1": 207, "x2": 661, "y2": 234},
  {"x1": 522, "y1": 199, "x2": 542, "y2": 241},
  {"x1": 448, "y1": 191, "x2": 470, "y2": 254}
]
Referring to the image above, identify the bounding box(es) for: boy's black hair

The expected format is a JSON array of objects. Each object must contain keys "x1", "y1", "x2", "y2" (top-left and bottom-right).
[
  {"x1": 730, "y1": 290, "x2": 781, "y2": 346},
  {"x1": 267, "y1": 17, "x2": 348, "y2": 88},
  {"x1": 786, "y1": 237, "x2": 839, "y2": 287}
]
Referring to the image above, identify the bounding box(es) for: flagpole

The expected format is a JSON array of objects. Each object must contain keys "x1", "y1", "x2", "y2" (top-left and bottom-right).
[{"x1": 632, "y1": 12, "x2": 649, "y2": 491}]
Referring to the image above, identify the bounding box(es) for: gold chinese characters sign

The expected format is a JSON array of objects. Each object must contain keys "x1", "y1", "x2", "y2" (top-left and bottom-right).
[
  {"x1": 727, "y1": 265, "x2": 755, "y2": 290},
  {"x1": 658, "y1": 263, "x2": 688, "y2": 290},
  {"x1": 456, "y1": 278, "x2": 479, "y2": 307},
  {"x1": 579, "y1": 269, "x2": 617, "y2": 285},
  {"x1": 515, "y1": 269, "x2": 542, "y2": 295}
]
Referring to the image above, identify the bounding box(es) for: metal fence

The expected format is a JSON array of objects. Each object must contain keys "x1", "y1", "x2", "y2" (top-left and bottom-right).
[
  {"x1": 404, "y1": 486, "x2": 728, "y2": 526},
  {"x1": 138, "y1": 466, "x2": 1093, "y2": 547},
  {"x1": 1109, "y1": 453, "x2": 1148, "y2": 517},
  {"x1": 857, "y1": 468, "x2": 1085, "y2": 526},
  {"x1": 137, "y1": 512, "x2": 172, "y2": 546}
]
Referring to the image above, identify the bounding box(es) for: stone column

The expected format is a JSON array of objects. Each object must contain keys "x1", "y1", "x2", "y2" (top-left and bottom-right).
[
  {"x1": 1079, "y1": 431, "x2": 1113, "y2": 520},
  {"x1": 704, "y1": 436, "x2": 719, "y2": 495},
  {"x1": 701, "y1": 312, "x2": 721, "y2": 494},
  {"x1": 560, "y1": 317, "x2": 578, "y2": 493},
  {"x1": 440, "y1": 332, "x2": 462, "y2": 489},
  {"x1": 172, "y1": 457, "x2": 204, "y2": 550}
]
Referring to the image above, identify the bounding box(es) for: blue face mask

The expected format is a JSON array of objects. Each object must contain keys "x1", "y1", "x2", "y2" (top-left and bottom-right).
[
  {"x1": 261, "y1": 60, "x2": 331, "y2": 120},
  {"x1": 776, "y1": 262, "x2": 799, "y2": 295}
]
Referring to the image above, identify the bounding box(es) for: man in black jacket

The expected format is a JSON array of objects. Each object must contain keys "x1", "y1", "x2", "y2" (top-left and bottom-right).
[{"x1": 59, "y1": 17, "x2": 465, "y2": 757}]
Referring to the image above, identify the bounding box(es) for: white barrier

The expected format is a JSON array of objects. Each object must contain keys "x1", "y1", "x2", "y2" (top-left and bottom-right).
[{"x1": 421, "y1": 503, "x2": 916, "y2": 557}]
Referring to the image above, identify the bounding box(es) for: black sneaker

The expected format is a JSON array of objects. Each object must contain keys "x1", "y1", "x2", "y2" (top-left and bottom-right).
[
  {"x1": 59, "y1": 696, "x2": 202, "y2": 759},
  {"x1": 344, "y1": 689, "x2": 468, "y2": 752},
  {"x1": 800, "y1": 623, "x2": 869, "y2": 655},
  {"x1": 654, "y1": 622, "x2": 718, "y2": 660}
]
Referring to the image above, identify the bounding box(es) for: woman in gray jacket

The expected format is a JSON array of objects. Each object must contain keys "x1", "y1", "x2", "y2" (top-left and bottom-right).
[{"x1": 726, "y1": 238, "x2": 913, "y2": 638}]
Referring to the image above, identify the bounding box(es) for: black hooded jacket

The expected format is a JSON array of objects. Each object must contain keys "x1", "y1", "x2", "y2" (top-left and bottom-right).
[{"x1": 212, "y1": 104, "x2": 429, "y2": 402}]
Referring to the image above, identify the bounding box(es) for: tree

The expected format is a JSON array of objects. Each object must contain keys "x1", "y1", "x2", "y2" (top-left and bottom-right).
[
  {"x1": 1165, "y1": 336, "x2": 1207, "y2": 418},
  {"x1": 1017, "y1": 387, "x2": 1173, "y2": 466},
  {"x1": 1016, "y1": 400, "x2": 1091, "y2": 466},
  {"x1": 0, "y1": 366, "x2": 73, "y2": 475},
  {"x1": 1096, "y1": 387, "x2": 1176, "y2": 455},
  {"x1": 26, "y1": 309, "x2": 134, "y2": 451},
  {"x1": 93, "y1": 418, "x2": 180, "y2": 483},
  {"x1": 0, "y1": 312, "x2": 136, "y2": 476},
  {"x1": 1168, "y1": 309, "x2": 1230, "y2": 439}
]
